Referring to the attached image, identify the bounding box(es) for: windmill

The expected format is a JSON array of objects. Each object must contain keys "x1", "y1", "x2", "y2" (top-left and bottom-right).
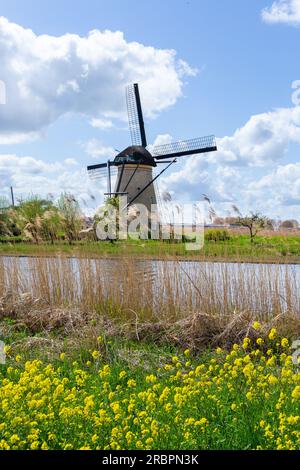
[{"x1": 87, "y1": 83, "x2": 217, "y2": 214}]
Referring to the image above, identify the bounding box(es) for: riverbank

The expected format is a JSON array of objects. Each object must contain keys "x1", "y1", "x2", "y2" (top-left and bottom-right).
[{"x1": 0, "y1": 233, "x2": 300, "y2": 263}]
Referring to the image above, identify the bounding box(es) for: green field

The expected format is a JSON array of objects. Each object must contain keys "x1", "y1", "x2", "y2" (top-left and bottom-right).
[{"x1": 1, "y1": 232, "x2": 300, "y2": 262}]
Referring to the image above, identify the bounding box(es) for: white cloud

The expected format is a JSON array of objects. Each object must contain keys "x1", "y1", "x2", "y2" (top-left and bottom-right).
[
  {"x1": 147, "y1": 134, "x2": 173, "y2": 154},
  {"x1": 215, "y1": 106, "x2": 300, "y2": 167},
  {"x1": 262, "y1": 0, "x2": 300, "y2": 25},
  {"x1": 248, "y1": 163, "x2": 300, "y2": 204},
  {"x1": 64, "y1": 158, "x2": 78, "y2": 166},
  {"x1": 0, "y1": 154, "x2": 62, "y2": 174},
  {"x1": 90, "y1": 118, "x2": 113, "y2": 130},
  {"x1": 0, "y1": 131, "x2": 40, "y2": 145},
  {"x1": 83, "y1": 139, "x2": 116, "y2": 159},
  {"x1": 0, "y1": 16, "x2": 196, "y2": 144}
]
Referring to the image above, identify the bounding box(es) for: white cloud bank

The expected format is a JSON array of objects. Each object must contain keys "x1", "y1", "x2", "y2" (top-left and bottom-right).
[
  {"x1": 161, "y1": 105, "x2": 300, "y2": 218},
  {"x1": 0, "y1": 16, "x2": 196, "y2": 144},
  {"x1": 262, "y1": 0, "x2": 300, "y2": 25}
]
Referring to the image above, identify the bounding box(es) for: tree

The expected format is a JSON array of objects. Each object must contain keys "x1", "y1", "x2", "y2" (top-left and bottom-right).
[
  {"x1": 280, "y1": 219, "x2": 299, "y2": 230},
  {"x1": 40, "y1": 210, "x2": 63, "y2": 244},
  {"x1": 235, "y1": 212, "x2": 269, "y2": 243},
  {"x1": 213, "y1": 217, "x2": 225, "y2": 225},
  {"x1": 12, "y1": 196, "x2": 54, "y2": 243}
]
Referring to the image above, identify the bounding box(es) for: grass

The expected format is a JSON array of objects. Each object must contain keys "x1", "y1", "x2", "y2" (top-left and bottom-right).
[{"x1": 1, "y1": 230, "x2": 300, "y2": 262}]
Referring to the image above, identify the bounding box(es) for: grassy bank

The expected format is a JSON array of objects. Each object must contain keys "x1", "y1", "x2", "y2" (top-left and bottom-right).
[
  {"x1": 1, "y1": 322, "x2": 300, "y2": 450},
  {"x1": 0, "y1": 232, "x2": 300, "y2": 263}
]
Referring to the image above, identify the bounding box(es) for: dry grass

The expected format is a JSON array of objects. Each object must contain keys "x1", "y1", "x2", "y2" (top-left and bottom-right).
[{"x1": 0, "y1": 255, "x2": 300, "y2": 352}]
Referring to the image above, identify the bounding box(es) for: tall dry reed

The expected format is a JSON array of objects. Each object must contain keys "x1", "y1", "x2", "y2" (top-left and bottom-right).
[{"x1": 0, "y1": 256, "x2": 299, "y2": 322}]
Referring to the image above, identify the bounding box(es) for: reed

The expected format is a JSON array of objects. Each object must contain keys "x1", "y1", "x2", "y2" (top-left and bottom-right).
[{"x1": 0, "y1": 256, "x2": 299, "y2": 336}]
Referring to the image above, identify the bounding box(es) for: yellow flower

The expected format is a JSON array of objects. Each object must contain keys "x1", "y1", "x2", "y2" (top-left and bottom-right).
[
  {"x1": 15, "y1": 355, "x2": 22, "y2": 363},
  {"x1": 127, "y1": 379, "x2": 136, "y2": 388},
  {"x1": 119, "y1": 371, "x2": 126, "y2": 379},
  {"x1": 10, "y1": 435, "x2": 20, "y2": 444},
  {"x1": 184, "y1": 349, "x2": 190, "y2": 357},
  {"x1": 268, "y1": 328, "x2": 277, "y2": 340},
  {"x1": 146, "y1": 374, "x2": 157, "y2": 384},
  {"x1": 4, "y1": 345, "x2": 11, "y2": 355},
  {"x1": 59, "y1": 353, "x2": 66, "y2": 360},
  {"x1": 292, "y1": 386, "x2": 300, "y2": 400},
  {"x1": 92, "y1": 350, "x2": 100, "y2": 360},
  {"x1": 145, "y1": 437, "x2": 154, "y2": 447},
  {"x1": 30, "y1": 441, "x2": 39, "y2": 450},
  {"x1": 242, "y1": 337, "x2": 251, "y2": 349},
  {"x1": 268, "y1": 375, "x2": 278, "y2": 385},
  {"x1": 253, "y1": 321, "x2": 261, "y2": 331},
  {"x1": 63, "y1": 444, "x2": 73, "y2": 450},
  {"x1": 256, "y1": 338, "x2": 264, "y2": 346},
  {"x1": 281, "y1": 338, "x2": 289, "y2": 348}
]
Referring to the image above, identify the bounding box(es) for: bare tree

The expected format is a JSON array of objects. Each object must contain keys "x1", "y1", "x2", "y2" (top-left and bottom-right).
[{"x1": 235, "y1": 211, "x2": 270, "y2": 242}]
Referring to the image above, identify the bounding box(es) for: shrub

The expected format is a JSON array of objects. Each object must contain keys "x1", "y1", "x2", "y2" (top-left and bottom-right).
[{"x1": 205, "y1": 229, "x2": 231, "y2": 242}]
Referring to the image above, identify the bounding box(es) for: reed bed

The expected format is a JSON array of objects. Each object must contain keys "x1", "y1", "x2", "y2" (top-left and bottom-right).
[{"x1": 0, "y1": 256, "x2": 299, "y2": 325}]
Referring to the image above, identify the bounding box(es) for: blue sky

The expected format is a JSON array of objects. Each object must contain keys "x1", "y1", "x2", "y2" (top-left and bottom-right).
[{"x1": 0, "y1": 0, "x2": 300, "y2": 219}]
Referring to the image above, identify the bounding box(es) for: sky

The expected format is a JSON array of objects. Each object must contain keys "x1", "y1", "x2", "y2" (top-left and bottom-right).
[{"x1": 0, "y1": 0, "x2": 300, "y2": 219}]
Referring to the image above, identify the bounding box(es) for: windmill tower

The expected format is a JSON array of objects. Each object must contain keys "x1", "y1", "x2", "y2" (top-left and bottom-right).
[{"x1": 88, "y1": 83, "x2": 218, "y2": 215}]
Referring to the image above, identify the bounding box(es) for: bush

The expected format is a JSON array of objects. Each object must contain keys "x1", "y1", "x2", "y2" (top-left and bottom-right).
[
  {"x1": 205, "y1": 229, "x2": 231, "y2": 242},
  {"x1": 0, "y1": 236, "x2": 23, "y2": 244}
]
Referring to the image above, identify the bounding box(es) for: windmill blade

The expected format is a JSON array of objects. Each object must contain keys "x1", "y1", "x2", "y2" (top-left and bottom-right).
[
  {"x1": 152, "y1": 135, "x2": 217, "y2": 160},
  {"x1": 87, "y1": 162, "x2": 117, "y2": 182},
  {"x1": 126, "y1": 83, "x2": 147, "y2": 147},
  {"x1": 87, "y1": 163, "x2": 109, "y2": 171}
]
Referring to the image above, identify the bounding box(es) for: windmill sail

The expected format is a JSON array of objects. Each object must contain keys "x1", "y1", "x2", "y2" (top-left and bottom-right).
[
  {"x1": 126, "y1": 83, "x2": 147, "y2": 147},
  {"x1": 87, "y1": 161, "x2": 117, "y2": 182},
  {"x1": 152, "y1": 135, "x2": 217, "y2": 160}
]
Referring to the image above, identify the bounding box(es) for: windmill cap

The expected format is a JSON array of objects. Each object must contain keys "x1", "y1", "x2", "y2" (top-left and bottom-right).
[{"x1": 114, "y1": 146, "x2": 156, "y2": 167}]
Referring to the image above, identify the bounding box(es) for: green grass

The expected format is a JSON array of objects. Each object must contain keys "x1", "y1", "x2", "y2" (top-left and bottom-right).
[{"x1": 1, "y1": 233, "x2": 300, "y2": 262}]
